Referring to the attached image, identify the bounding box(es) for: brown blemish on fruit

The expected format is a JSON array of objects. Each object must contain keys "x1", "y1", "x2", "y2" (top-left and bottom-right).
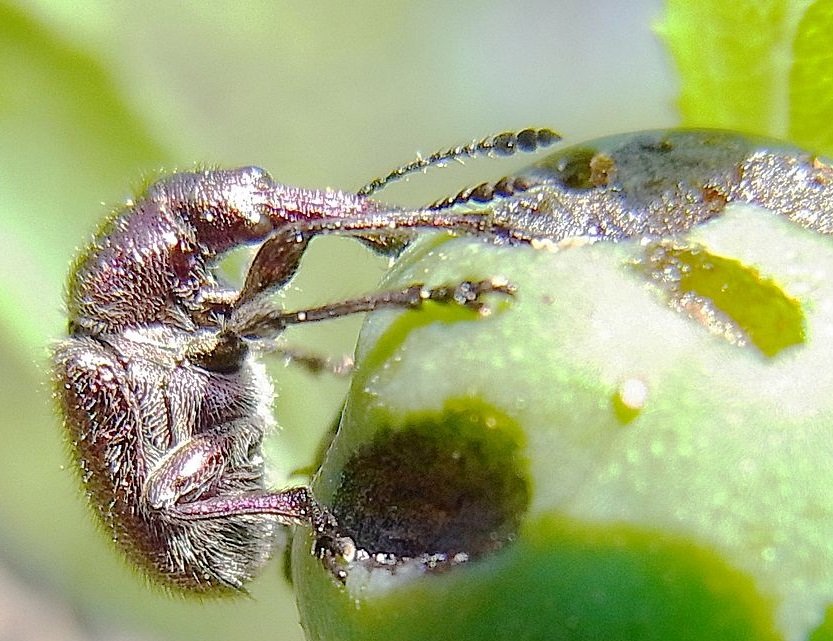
[
  {"x1": 330, "y1": 398, "x2": 529, "y2": 563},
  {"x1": 589, "y1": 152, "x2": 616, "y2": 187},
  {"x1": 812, "y1": 156, "x2": 833, "y2": 185},
  {"x1": 701, "y1": 184, "x2": 729, "y2": 213}
]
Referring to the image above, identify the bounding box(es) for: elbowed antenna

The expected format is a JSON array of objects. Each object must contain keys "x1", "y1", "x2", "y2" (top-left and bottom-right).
[{"x1": 357, "y1": 128, "x2": 561, "y2": 197}]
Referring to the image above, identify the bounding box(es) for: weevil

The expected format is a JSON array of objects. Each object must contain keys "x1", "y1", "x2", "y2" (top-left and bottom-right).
[{"x1": 51, "y1": 128, "x2": 558, "y2": 594}]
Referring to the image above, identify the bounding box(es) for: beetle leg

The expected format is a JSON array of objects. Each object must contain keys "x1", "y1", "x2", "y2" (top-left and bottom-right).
[
  {"x1": 144, "y1": 430, "x2": 340, "y2": 533},
  {"x1": 172, "y1": 485, "x2": 325, "y2": 527},
  {"x1": 270, "y1": 346, "x2": 354, "y2": 376},
  {"x1": 229, "y1": 278, "x2": 515, "y2": 339},
  {"x1": 236, "y1": 231, "x2": 309, "y2": 306}
]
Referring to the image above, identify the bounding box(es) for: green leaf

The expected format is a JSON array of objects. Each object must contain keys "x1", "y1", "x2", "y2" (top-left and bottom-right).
[
  {"x1": 789, "y1": 0, "x2": 833, "y2": 154},
  {"x1": 655, "y1": 0, "x2": 793, "y2": 135},
  {"x1": 657, "y1": 0, "x2": 833, "y2": 157}
]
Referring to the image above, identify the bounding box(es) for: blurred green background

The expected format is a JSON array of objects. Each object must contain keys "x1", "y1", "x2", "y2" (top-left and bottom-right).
[{"x1": 0, "y1": 1, "x2": 673, "y2": 640}]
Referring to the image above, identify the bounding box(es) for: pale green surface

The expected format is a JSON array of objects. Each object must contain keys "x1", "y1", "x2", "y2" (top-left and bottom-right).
[
  {"x1": 0, "y1": 2, "x2": 671, "y2": 640},
  {"x1": 298, "y1": 204, "x2": 833, "y2": 641}
]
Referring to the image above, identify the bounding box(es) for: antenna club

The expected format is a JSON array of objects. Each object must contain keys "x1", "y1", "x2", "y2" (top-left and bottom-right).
[{"x1": 358, "y1": 127, "x2": 562, "y2": 197}]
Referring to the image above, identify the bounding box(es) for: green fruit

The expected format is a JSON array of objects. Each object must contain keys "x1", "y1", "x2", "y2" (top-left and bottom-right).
[{"x1": 293, "y1": 131, "x2": 833, "y2": 641}]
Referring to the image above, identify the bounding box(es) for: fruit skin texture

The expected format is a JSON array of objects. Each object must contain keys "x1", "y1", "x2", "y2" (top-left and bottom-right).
[{"x1": 293, "y1": 134, "x2": 833, "y2": 641}]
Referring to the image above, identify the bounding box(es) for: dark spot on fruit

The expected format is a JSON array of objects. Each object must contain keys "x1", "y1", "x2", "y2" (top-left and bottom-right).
[{"x1": 331, "y1": 398, "x2": 529, "y2": 561}]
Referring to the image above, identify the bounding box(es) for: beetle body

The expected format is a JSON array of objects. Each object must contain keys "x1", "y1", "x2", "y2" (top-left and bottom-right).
[
  {"x1": 52, "y1": 129, "x2": 557, "y2": 593},
  {"x1": 54, "y1": 167, "x2": 316, "y2": 592}
]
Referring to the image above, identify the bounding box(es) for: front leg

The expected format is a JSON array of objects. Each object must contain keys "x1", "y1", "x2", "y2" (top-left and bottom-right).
[{"x1": 229, "y1": 277, "x2": 516, "y2": 339}]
